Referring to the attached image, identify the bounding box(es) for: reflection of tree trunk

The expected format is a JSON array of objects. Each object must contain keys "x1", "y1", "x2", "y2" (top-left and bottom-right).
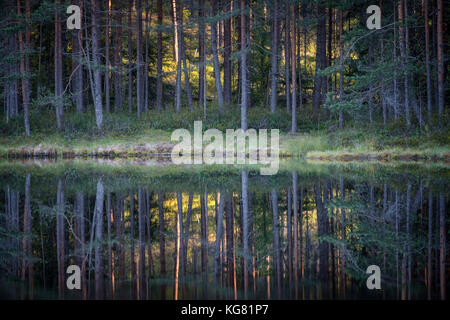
[
  {"x1": 114, "y1": 193, "x2": 125, "y2": 299},
  {"x1": 329, "y1": 184, "x2": 335, "y2": 299},
  {"x1": 242, "y1": 172, "x2": 250, "y2": 299},
  {"x1": 292, "y1": 172, "x2": 298, "y2": 298},
  {"x1": 22, "y1": 174, "x2": 32, "y2": 298},
  {"x1": 287, "y1": 186, "x2": 292, "y2": 296},
  {"x1": 156, "y1": 0, "x2": 163, "y2": 110},
  {"x1": 314, "y1": 184, "x2": 329, "y2": 298},
  {"x1": 175, "y1": 192, "x2": 183, "y2": 300},
  {"x1": 406, "y1": 183, "x2": 412, "y2": 300},
  {"x1": 56, "y1": 180, "x2": 65, "y2": 299},
  {"x1": 395, "y1": 191, "x2": 399, "y2": 298},
  {"x1": 75, "y1": 192, "x2": 86, "y2": 299},
  {"x1": 210, "y1": 0, "x2": 224, "y2": 112},
  {"x1": 127, "y1": 0, "x2": 133, "y2": 113},
  {"x1": 183, "y1": 193, "x2": 193, "y2": 275},
  {"x1": 271, "y1": 189, "x2": 281, "y2": 299},
  {"x1": 339, "y1": 176, "x2": 345, "y2": 298},
  {"x1": 249, "y1": 192, "x2": 256, "y2": 296},
  {"x1": 427, "y1": 190, "x2": 432, "y2": 300},
  {"x1": 299, "y1": 185, "x2": 304, "y2": 297},
  {"x1": 145, "y1": 190, "x2": 153, "y2": 299},
  {"x1": 113, "y1": 2, "x2": 123, "y2": 112},
  {"x1": 106, "y1": 193, "x2": 113, "y2": 298},
  {"x1": 214, "y1": 192, "x2": 225, "y2": 291},
  {"x1": 94, "y1": 179, "x2": 104, "y2": 299},
  {"x1": 138, "y1": 187, "x2": 146, "y2": 299},
  {"x1": 200, "y1": 190, "x2": 208, "y2": 297},
  {"x1": 130, "y1": 190, "x2": 137, "y2": 299},
  {"x1": 157, "y1": 192, "x2": 166, "y2": 298},
  {"x1": 225, "y1": 192, "x2": 234, "y2": 298},
  {"x1": 439, "y1": 193, "x2": 446, "y2": 300}
]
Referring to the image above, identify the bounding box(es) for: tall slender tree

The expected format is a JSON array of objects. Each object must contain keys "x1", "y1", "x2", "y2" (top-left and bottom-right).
[
  {"x1": 210, "y1": 0, "x2": 224, "y2": 112},
  {"x1": 436, "y1": 0, "x2": 444, "y2": 116},
  {"x1": 269, "y1": 0, "x2": 278, "y2": 113},
  {"x1": 156, "y1": 0, "x2": 163, "y2": 111},
  {"x1": 54, "y1": 0, "x2": 63, "y2": 129},
  {"x1": 91, "y1": 0, "x2": 103, "y2": 129},
  {"x1": 240, "y1": 0, "x2": 247, "y2": 130}
]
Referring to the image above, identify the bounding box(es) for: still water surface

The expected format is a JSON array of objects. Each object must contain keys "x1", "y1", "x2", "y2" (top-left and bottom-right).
[{"x1": 0, "y1": 160, "x2": 448, "y2": 300}]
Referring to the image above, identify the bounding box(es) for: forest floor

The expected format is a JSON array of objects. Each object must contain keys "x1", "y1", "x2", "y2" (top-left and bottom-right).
[
  {"x1": 1, "y1": 126, "x2": 449, "y2": 161},
  {"x1": 1, "y1": 108, "x2": 449, "y2": 161}
]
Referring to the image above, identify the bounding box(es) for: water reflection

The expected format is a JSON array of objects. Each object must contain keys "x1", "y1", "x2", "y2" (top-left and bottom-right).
[{"x1": 0, "y1": 161, "x2": 448, "y2": 300}]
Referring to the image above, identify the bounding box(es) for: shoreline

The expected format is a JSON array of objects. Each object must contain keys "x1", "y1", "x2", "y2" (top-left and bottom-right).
[{"x1": 1, "y1": 146, "x2": 449, "y2": 162}]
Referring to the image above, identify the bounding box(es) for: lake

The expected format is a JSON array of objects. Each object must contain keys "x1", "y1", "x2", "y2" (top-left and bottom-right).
[{"x1": 0, "y1": 159, "x2": 448, "y2": 300}]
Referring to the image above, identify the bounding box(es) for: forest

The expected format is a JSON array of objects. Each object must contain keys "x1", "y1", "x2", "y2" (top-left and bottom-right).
[
  {"x1": 0, "y1": 0, "x2": 449, "y2": 302},
  {"x1": 0, "y1": 0, "x2": 448, "y2": 159}
]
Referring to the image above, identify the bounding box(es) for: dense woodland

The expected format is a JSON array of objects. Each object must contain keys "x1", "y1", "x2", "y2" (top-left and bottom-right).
[{"x1": 0, "y1": 0, "x2": 448, "y2": 137}]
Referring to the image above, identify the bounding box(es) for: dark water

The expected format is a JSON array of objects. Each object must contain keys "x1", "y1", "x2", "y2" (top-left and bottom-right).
[{"x1": 0, "y1": 160, "x2": 448, "y2": 300}]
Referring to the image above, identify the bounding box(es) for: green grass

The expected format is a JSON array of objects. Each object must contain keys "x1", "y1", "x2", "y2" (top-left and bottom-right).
[{"x1": 1, "y1": 106, "x2": 449, "y2": 160}]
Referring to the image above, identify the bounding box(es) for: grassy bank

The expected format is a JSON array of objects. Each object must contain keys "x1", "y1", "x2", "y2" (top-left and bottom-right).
[{"x1": 1, "y1": 108, "x2": 449, "y2": 161}]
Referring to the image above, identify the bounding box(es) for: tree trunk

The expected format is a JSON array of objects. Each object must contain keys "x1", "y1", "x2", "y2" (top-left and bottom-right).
[
  {"x1": 74, "y1": 0, "x2": 84, "y2": 113},
  {"x1": 56, "y1": 180, "x2": 65, "y2": 299},
  {"x1": 136, "y1": 0, "x2": 143, "y2": 118},
  {"x1": 128, "y1": 0, "x2": 134, "y2": 113},
  {"x1": 105, "y1": 0, "x2": 111, "y2": 113},
  {"x1": 180, "y1": 2, "x2": 193, "y2": 111},
  {"x1": 424, "y1": 0, "x2": 432, "y2": 122},
  {"x1": 240, "y1": 0, "x2": 248, "y2": 130},
  {"x1": 313, "y1": 5, "x2": 326, "y2": 115},
  {"x1": 91, "y1": 0, "x2": 103, "y2": 129},
  {"x1": 285, "y1": 12, "x2": 290, "y2": 113},
  {"x1": 156, "y1": 0, "x2": 163, "y2": 111},
  {"x1": 223, "y1": 0, "x2": 232, "y2": 106},
  {"x1": 269, "y1": 0, "x2": 278, "y2": 113},
  {"x1": 210, "y1": 0, "x2": 225, "y2": 113},
  {"x1": 290, "y1": 5, "x2": 297, "y2": 133},
  {"x1": 198, "y1": 0, "x2": 206, "y2": 109},
  {"x1": 175, "y1": 0, "x2": 182, "y2": 112},
  {"x1": 54, "y1": 0, "x2": 63, "y2": 130},
  {"x1": 436, "y1": 0, "x2": 444, "y2": 116},
  {"x1": 113, "y1": 3, "x2": 123, "y2": 112},
  {"x1": 338, "y1": 10, "x2": 344, "y2": 128}
]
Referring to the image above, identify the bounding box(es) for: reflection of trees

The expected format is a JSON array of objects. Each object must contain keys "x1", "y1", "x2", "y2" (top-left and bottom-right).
[{"x1": 0, "y1": 171, "x2": 447, "y2": 300}]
